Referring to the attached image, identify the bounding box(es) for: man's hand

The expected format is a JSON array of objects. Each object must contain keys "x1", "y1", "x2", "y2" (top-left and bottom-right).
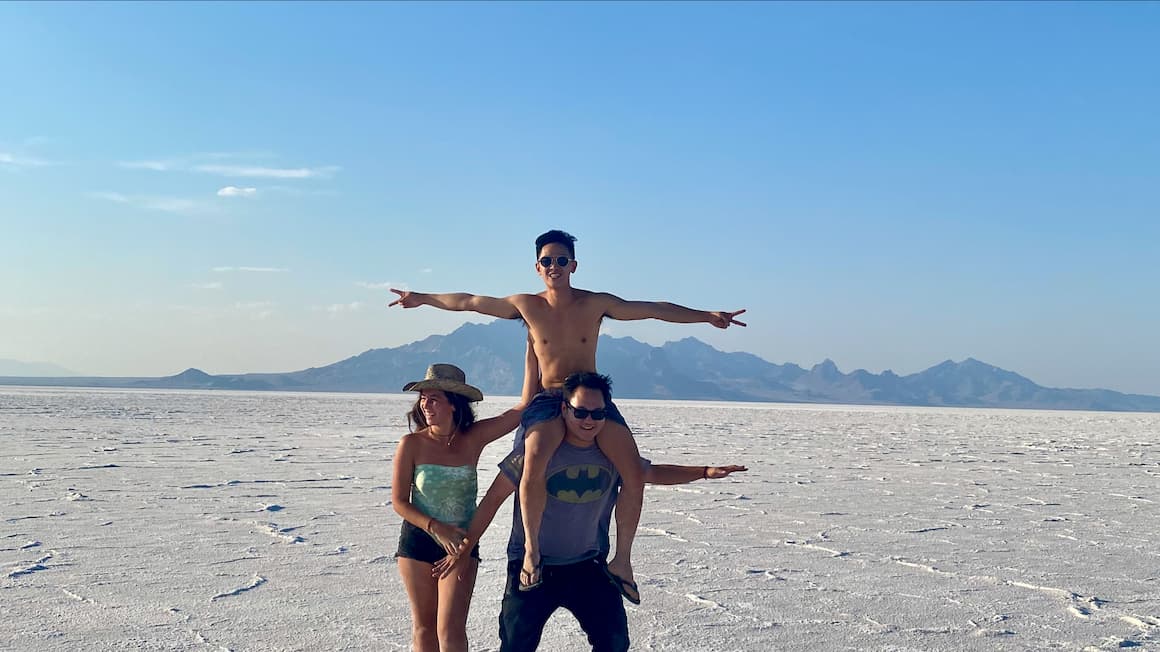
[
  {"x1": 432, "y1": 546, "x2": 473, "y2": 581},
  {"x1": 706, "y1": 464, "x2": 748, "y2": 479},
  {"x1": 388, "y1": 288, "x2": 424, "y2": 309},
  {"x1": 709, "y1": 309, "x2": 747, "y2": 329}
]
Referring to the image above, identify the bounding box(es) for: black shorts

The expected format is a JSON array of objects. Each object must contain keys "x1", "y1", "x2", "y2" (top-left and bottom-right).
[{"x1": 395, "y1": 520, "x2": 480, "y2": 565}]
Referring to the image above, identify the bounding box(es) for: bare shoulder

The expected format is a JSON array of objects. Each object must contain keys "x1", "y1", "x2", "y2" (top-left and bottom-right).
[
  {"x1": 508, "y1": 292, "x2": 544, "y2": 308},
  {"x1": 584, "y1": 289, "x2": 624, "y2": 307},
  {"x1": 395, "y1": 431, "x2": 422, "y2": 453}
]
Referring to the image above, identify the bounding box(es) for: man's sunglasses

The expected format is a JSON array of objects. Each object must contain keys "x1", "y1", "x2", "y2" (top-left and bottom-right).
[
  {"x1": 566, "y1": 404, "x2": 607, "y2": 421},
  {"x1": 539, "y1": 256, "x2": 573, "y2": 268}
]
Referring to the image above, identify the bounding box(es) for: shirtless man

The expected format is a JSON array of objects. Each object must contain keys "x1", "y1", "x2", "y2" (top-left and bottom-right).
[{"x1": 388, "y1": 229, "x2": 746, "y2": 598}]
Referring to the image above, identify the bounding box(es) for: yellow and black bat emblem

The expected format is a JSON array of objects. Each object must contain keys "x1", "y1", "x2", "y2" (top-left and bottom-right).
[{"x1": 547, "y1": 464, "x2": 611, "y2": 504}]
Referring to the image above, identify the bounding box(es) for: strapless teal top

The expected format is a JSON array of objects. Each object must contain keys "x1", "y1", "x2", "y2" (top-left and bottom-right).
[{"x1": 412, "y1": 464, "x2": 477, "y2": 528}]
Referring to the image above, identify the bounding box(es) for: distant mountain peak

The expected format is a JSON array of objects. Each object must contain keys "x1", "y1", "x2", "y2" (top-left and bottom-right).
[
  {"x1": 169, "y1": 368, "x2": 212, "y2": 380},
  {"x1": 812, "y1": 358, "x2": 840, "y2": 371},
  {"x1": 664, "y1": 337, "x2": 716, "y2": 352},
  {"x1": 960, "y1": 357, "x2": 996, "y2": 370}
]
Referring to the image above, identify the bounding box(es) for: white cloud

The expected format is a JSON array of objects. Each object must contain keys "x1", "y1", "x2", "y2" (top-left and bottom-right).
[
  {"x1": 91, "y1": 191, "x2": 204, "y2": 214},
  {"x1": 234, "y1": 301, "x2": 275, "y2": 320},
  {"x1": 217, "y1": 186, "x2": 258, "y2": 198},
  {"x1": 330, "y1": 302, "x2": 365, "y2": 313},
  {"x1": 0, "y1": 151, "x2": 51, "y2": 167},
  {"x1": 357, "y1": 281, "x2": 397, "y2": 290},
  {"x1": 190, "y1": 282, "x2": 223, "y2": 290},
  {"x1": 92, "y1": 191, "x2": 129, "y2": 203},
  {"x1": 118, "y1": 159, "x2": 177, "y2": 171},
  {"x1": 420, "y1": 268, "x2": 433, "y2": 274},
  {"x1": 212, "y1": 266, "x2": 290, "y2": 273},
  {"x1": 119, "y1": 153, "x2": 267, "y2": 172},
  {"x1": 314, "y1": 302, "x2": 365, "y2": 317},
  {"x1": 195, "y1": 164, "x2": 339, "y2": 179}
]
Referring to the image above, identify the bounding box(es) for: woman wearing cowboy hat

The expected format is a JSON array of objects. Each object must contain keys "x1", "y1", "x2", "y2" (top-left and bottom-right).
[{"x1": 392, "y1": 340, "x2": 540, "y2": 652}]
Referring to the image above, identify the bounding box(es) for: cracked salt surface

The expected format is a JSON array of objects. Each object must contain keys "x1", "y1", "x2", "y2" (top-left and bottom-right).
[{"x1": 1, "y1": 387, "x2": 1157, "y2": 651}]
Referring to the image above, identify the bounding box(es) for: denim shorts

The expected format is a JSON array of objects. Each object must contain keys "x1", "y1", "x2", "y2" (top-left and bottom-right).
[
  {"x1": 519, "y1": 389, "x2": 628, "y2": 430},
  {"x1": 395, "y1": 520, "x2": 480, "y2": 565}
]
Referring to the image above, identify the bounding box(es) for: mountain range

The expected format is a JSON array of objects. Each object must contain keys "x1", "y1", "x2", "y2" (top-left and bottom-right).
[{"x1": 3, "y1": 319, "x2": 1158, "y2": 412}]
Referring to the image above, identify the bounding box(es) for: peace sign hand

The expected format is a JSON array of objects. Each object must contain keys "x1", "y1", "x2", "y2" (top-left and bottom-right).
[
  {"x1": 709, "y1": 309, "x2": 747, "y2": 329},
  {"x1": 388, "y1": 288, "x2": 424, "y2": 309}
]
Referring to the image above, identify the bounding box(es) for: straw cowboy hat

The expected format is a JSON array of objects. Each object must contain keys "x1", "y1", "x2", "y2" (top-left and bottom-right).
[{"x1": 402, "y1": 364, "x2": 484, "y2": 402}]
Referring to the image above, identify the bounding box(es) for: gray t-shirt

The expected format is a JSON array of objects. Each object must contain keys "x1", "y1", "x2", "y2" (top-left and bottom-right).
[{"x1": 499, "y1": 441, "x2": 650, "y2": 566}]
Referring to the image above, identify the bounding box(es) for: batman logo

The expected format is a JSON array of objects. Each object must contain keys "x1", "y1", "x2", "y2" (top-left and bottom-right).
[{"x1": 547, "y1": 464, "x2": 611, "y2": 504}]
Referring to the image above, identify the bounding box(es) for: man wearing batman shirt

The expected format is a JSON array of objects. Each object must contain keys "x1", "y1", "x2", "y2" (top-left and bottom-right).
[{"x1": 436, "y1": 372, "x2": 746, "y2": 651}]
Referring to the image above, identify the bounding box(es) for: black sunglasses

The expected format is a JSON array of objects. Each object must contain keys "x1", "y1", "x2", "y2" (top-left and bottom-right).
[
  {"x1": 566, "y1": 404, "x2": 607, "y2": 421},
  {"x1": 538, "y1": 256, "x2": 572, "y2": 268}
]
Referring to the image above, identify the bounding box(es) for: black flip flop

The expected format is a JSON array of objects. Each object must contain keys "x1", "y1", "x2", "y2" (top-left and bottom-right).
[
  {"x1": 602, "y1": 566, "x2": 641, "y2": 605},
  {"x1": 518, "y1": 564, "x2": 543, "y2": 591}
]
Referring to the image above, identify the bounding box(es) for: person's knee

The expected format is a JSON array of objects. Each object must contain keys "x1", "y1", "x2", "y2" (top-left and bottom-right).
[
  {"x1": 437, "y1": 625, "x2": 468, "y2": 652},
  {"x1": 596, "y1": 428, "x2": 643, "y2": 485},
  {"x1": 595, "y1": 423, "x2": 639, "y2": 454},
  {"x1": 523, "y1": 427, "x2": 563, "y2": 473},
  {"x1": 412, "y1": 620, "x2": 437, "y2": 647},
  {"x1": 525, "y1": 422, "x2": 563, "y2": 450}
]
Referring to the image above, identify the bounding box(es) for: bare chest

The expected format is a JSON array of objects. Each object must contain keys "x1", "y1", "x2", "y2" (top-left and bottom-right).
[{"x1": 525, "y1": 304, "x2": 601, "y2": 348}]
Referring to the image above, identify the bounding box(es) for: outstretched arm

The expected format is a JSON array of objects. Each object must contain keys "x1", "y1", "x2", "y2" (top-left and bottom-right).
[
  {"x1": 388, "y1": 288, "x2": 522, "y2": 320},
  {"x1": 645, "y1": 463, "x2": 748, "y2": 485},
  {"x1": 600, "y1": 294, "x2": 747, "y2": 329}
]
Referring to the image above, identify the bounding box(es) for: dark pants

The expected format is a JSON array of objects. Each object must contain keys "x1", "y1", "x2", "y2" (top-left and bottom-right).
[{"x1": 498, "y1": 558, "x2": 629, "y2": 652}]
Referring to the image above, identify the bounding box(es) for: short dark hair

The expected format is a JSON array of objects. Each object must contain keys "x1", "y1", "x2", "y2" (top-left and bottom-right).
[
  {"x1": 535, "y1": 230, "x2": 577, "y2": 259},
  {"x1": 406, "y1": 390, "x2": 476, "y2": 434},
  {"x1": 562, "y1": 371, "x2": 612, "y2": 405}
]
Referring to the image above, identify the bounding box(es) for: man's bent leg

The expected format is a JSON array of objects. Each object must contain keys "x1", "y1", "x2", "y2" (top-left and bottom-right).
[
  {"x1": 499, "y1": 560, "x2": 558, "y2": 652},
  {"x1": 594, "y1": 419, "x2": 643, "y2": 594},
  {"x1": 562, "y1": 559, "x2": 630, "y2": 652},
  {"x1": 519, "y1": 417, "x2": 564, "y2": 587}
]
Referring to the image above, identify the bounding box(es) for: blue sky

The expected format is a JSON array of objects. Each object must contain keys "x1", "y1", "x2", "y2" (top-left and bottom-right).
[{"x1": 2, "y1": 2, "x2": 1158, "y2": 395}]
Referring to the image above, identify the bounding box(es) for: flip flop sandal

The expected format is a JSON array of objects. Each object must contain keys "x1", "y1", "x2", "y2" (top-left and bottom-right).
[
  {"x1": 602, "y1": 565, "x2": 641, "y2": 605},
  {"x1": 518, "y1": 564, "x2": 543, "y2": 591}
]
